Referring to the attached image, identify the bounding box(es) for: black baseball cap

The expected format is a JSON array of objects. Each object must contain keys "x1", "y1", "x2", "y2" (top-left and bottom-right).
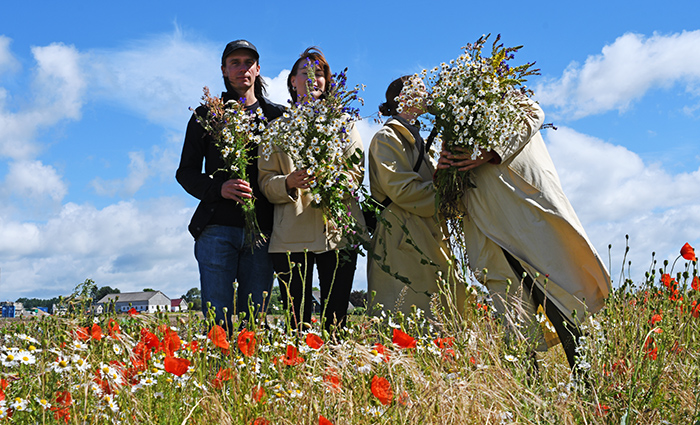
[{"x1": 221, "y1": 39, "x2": 259, "y2": 64}]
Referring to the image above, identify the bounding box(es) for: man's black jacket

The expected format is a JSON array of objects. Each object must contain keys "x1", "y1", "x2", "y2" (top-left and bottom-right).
[{"x1": 176, "y1": 92, "x2": 285, "y2": 239}]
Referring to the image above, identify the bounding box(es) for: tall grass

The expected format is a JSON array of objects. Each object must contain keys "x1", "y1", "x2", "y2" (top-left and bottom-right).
[{"x1": 0, "y1": 247, "x2": 698, "y2": 424}]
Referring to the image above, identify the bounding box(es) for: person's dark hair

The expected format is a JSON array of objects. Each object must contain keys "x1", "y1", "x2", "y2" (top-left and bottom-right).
[
  {"x1": 378, "y1": 76, "x2": 411, "y2": 117},
  {"x1": 287, "y1": 47, "x2": 332, "y2": 103}
]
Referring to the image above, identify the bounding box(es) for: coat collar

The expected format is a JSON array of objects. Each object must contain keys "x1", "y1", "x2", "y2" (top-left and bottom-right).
[{"x1": 386, "y1": 117, "x2": 417, "y2": 145}]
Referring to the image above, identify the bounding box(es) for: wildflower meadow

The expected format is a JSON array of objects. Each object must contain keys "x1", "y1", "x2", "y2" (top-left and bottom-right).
[{"x1": 0, "y1": 242, "x2": 698, "y2": 424}]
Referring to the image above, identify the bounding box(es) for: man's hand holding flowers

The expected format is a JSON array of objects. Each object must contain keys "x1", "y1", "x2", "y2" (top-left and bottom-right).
[{"x1": 221, "y1": 178, "x2": 254, "y2": 204}]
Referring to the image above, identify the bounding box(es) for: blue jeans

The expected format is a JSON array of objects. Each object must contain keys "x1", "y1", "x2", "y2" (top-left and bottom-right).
[{"x1": 195, "y1": 225, "x2": 274, "y2": 330}]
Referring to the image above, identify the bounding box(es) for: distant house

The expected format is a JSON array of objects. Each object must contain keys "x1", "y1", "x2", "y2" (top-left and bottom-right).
[
  {"x1": 97, "y1": 291, "x2": 171, "y2": 314},
  {"x1": 171, "y1": 298, "x2": 188, "y2": 312}
]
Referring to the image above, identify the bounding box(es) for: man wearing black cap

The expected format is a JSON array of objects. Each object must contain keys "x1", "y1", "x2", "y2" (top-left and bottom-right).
[{"x1": 176, "y1": 40, "x2": 285, "y2": 331}]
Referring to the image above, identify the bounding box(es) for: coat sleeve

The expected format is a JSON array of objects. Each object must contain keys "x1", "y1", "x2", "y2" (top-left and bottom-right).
[
  {"x1": 491, "y1": 96, "x2": 546, "y2": 163},
  {"x1": 370, "y1": 127, "x2": 437, "y2": 217},
  {"x1": 257, "y1": 143, "x2": 297, "y2": 204},
  {"x1": 175, "y1": 113, "x2": 226, "y2": 203}
]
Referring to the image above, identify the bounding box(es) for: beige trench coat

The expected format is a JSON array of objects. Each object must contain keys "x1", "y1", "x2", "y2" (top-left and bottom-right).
[
  {"x1": 368, "y1": 118, "x2": 466, "y2": 315},
  {"x1": 461, "y1": 98, "x2": 611, "y2": 321},
  {"x1": 258, "y1": 122, "x2": 365, "y2": 254}
]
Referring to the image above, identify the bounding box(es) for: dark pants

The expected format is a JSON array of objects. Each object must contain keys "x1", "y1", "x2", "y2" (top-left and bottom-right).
[
  {"x1": 272, "y1": 249, "x2": 357, "y2": 331},
  {"x1": 502, "y1": 249, "x2": 582, "y2": 369}
]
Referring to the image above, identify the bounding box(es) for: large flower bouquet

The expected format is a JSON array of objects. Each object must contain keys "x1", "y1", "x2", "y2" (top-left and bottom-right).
[
  {"x1": 261, "y1": 67, "x2": 364, "y2": 238},
  {"x1": 194, "y1": 87, "x2": 267, "y2": 246},
  {"x1": 423, "y1": 34, "x2": 539, "y2": 217},
  {"x1": 398, "y1": 35, "x2": 540, "y2": 267}
]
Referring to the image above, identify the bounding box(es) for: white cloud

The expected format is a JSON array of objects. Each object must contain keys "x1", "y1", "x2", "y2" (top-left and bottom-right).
[
  {"x1": 90, "y1": 151, "x2": 151, "y2": 197},
  {"x1": 544, "y1": 127, "x2": 700, "y2": 282},
  {"x1": 0, "y1": 41, "x2": 86, "y2": 160},
  {"x1": 264, "y1": 69, "x2": 291, "y2": 106},
  {"x1": 87, "y1": 30, "x2": 221, "y2": 130},
  {"x1": 3, "y1": 159, "x2": 67, "y2": 202},
  {"x1": 0, "y1": 35, "x2": 20, "y2": 75},
  {"x1": 535, "y1": 31, "x2": 700, "y2": 119},
  {"x1": 32, "y1": 43, "x2": 85, "y2": 120},
  {"x1": 0, "y1": 198, "x2": 199, "y2": 301}
]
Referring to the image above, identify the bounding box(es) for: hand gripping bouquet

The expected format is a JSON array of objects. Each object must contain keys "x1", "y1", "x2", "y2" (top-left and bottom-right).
[
  {"x1": 194, "y1": 87, "x2": 268, "y2": 247},
  {"x1": 261, "y1": 64, "x2": 364, "y2": 239}
]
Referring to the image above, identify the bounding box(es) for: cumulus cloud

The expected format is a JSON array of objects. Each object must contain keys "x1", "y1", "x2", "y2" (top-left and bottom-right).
[
  {"x1": 0, "y1": 40, "x2": 86, "y2": 160},
  {"x1": 0, "y1": 198, "x2": 198, "y2": 301},
  {"x1": 87, "y1": 30, "x2": 221, "y2": 130},
  {"x1": 0, "y1": 35, "x2": 20, "y2": 75},
  {"x1": 535, "y1": 31, "x2": 700, "y2": 119},
  {"x1": 32, "y1": 43, "x2": 86, "y2": 120},
  {"x1": 543, "y1": 127, "x2": 700, "y2": 280},
  {"x1": 264, "y1": 69, "x2": 291, "y2": 106},
  {"x1": 3, "y1": 159, "x2": 67, "y2": 202},
  {"x1": 90, "y1": 151, "x2": 151, "y2": 197}
]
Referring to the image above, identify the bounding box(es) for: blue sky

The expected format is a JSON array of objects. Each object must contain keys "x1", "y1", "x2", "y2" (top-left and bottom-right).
[{"x1": 1, "y1": 1, "x2": 699, "y2": 302}]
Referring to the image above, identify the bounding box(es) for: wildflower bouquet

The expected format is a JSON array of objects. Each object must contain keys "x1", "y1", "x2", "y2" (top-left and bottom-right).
[
  {"x1": 401, "y1": 34, "x2": 539, "y2": 219},
  {"x1": 194, "y1": 87, "x2": 267, "y2": 246},
  {"x1": 261, "y1": 67, "x2": 364, "y2": 235}
]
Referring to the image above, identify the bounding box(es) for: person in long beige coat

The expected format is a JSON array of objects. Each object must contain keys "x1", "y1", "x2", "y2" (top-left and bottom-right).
[
  {"x1": 440, "y1": 95, "x2": 611, "y2": 368},
  {"x1": 368, "y1": 76, "x2": 466, "y2": 317},
  {"x1": 258, "y1": 47, "x2": 365, "y2": 331}
]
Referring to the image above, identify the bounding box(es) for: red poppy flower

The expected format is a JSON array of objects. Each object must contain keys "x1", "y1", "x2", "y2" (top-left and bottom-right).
[
  {"x1": 323, "y1": 369, "x2": 341, "y2": 393},
  {"x1": 93, "y1": 372, "x2": 113, "y2": 395},
  {"x1": 161, "y1": 330, "x2": 182, "y2": 357},
  {"x1": 681, "y1": 242, "x2": 697, "y2": 262},
  {"x1": 164, "y1": 356, "x2": 190, "y2": 377},
  {"x1": 52, "y1": 406, "x2": 71, "y2": 423},
  {"x1": 212, "y1": 368, "x2": 233, "y2": 389},
  {"x1": 306, "y1": 333, "x2": 324, "y2": 350},
  {"x1": 661, "y1": 273, "x2": 674, "y2": 288},
  {"x1": 75, "y1": 326, "x2": 90, "y2": 341},
  {"x1": 128, "y1": 307, "x2": 139, "y2": 316},
  {"x1": 91, "y1": 323, "x2": 103, "y2": 341},
  {"x1": 141, "y1": 329, "x2": 160, "y2": 350},
  {"x1": 251, "y1": 418, "x2": 270, "y2": 425},
  {"x1": 649, "y1": 313, "x2": 662, "y2": 326},
  {"x1": 208, "y1": 325, "x2": 230, "y2": 351},
  {"x1": 692, "y1": 276, "x2": 700, "y2": 291},
  {"x1": 185, "y1": 340, "x2": 201, "y2": 353},
  {"x1": 433, "y1": 337, "x2": 455, "y2": 349},
  {"x1": 0, "y1": 378, "x2": 7, "y2": 402},
  {"x1": 107, "y1": 319, "x2": 120, "y2": 338},
  {"x1": 319, "y1": 415, "x2": 334, "y2": 425},
  {"x1": 371, "y1": 375, "x2": 393, "y2": 405},
  {"x1": 51, "y1": 391, "x2": 73, "y2": 423},
  {"x1": 281, "y1": 345, "x2": 304, "y2": 366},
  {"x1": 595, "y1": 403, "x2": 610, "y2": 417},
  {"x1": 644, "y1": 337, "x2": 658, "y2": 360},
  {"x1": 131, "y1": 341, "x2": 151, "y2": 370},
  {"x1": 392, "y1": 328, "x2": 416, "y2": 349},
  {"x1": 237, "y1": 329, "x2": 256, "y2": 357},
  {"x1": 692, "y1": 301, "x2": 700, "y2": 319},
  {"x1": 252, "y1": 385, "x2": 265, "y2": 403}
]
